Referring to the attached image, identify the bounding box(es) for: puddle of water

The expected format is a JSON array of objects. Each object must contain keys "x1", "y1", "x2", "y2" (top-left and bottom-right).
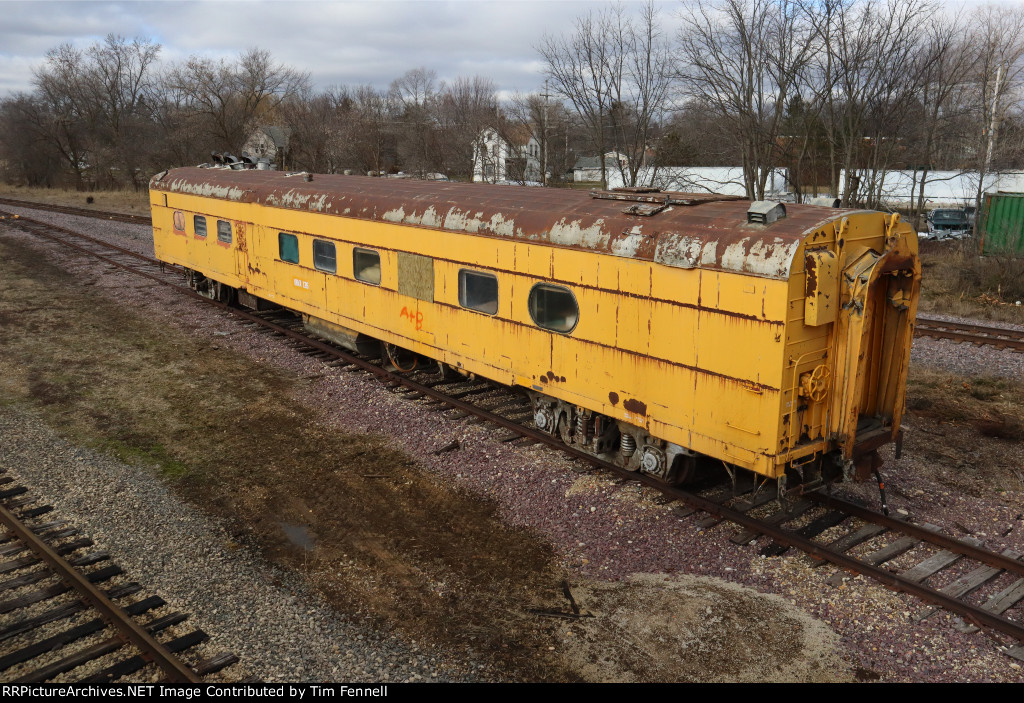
[{"x1": 279, "y1": 522, "x2": 316, "y2": 551}]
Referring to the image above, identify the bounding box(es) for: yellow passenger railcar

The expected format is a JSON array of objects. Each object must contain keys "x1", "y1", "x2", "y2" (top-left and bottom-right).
[{"x1": 149, "y1": 167, "x2": 920, "y2": 488}]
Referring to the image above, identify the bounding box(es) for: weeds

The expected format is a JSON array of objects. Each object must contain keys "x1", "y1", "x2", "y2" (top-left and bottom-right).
[
  {"x1": 906, "y1": 366, "x2": 1023, "y2": 442},
  {"x1": 919, "y1": 239, "x2": 1024, "y2": 322}
]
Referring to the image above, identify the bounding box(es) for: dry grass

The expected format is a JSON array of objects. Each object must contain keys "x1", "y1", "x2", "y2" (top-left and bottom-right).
[
  {"x1": 0, "y1": 184, "x2": 150, "y2": 216},
  {"x1": 906, "y1": 366, "x2": 1024, "y2": 442},
  {"x1": 917, "y1": 239, "x2": 1024, "y2": 323}
]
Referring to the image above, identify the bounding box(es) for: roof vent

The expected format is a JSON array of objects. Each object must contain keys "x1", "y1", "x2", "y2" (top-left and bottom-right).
[{"x1": 747, "y1": 201, "x2": 786, "y2": 224}]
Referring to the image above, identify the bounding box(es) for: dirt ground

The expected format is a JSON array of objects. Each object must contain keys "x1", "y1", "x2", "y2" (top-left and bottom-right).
[
  {"x1": 902, "y1": 366, "x2": 1024, "y2": 497},
  {"x1": 0, "y1": 227, "x2": 851, "y2": 682}
]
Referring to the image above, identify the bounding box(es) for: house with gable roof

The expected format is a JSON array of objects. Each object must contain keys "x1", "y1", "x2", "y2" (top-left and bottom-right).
[{"x1": 472, "y1": 125, "x2": 542, "y2": 184}]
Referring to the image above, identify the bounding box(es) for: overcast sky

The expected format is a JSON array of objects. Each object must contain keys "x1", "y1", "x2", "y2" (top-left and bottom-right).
[
  {"x1": 0, "y1": 0, "x2": 674, "y2": 100},
  {"x1": 1, "y1": 0, "x2": 1010, "y2": 101}
]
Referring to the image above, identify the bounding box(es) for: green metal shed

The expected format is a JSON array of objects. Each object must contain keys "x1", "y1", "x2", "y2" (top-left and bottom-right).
[{"x1": 978, "y1": 192, "x2": 1024, "y2": 256}]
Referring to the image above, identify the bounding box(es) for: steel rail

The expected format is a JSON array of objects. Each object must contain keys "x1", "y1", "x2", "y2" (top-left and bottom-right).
[
  {"x1": 806, "y1": 491, "x2": 1024, "y2": 578},
  {"x1": 0, "y1": 197, "x2": 152, "y2": 226},
  {"x1": 0, "y1": 502, "x2": 200, "y2": 683},
  {"x1": 6, "y1": 208, "x2": 1024, "y2": 646},
  {"x1": 917, "y1": 315, "x2": 1024, "y2": 338},
  {"x1": 914, "y1": 320, "x2": 1024, "y2": 352}
]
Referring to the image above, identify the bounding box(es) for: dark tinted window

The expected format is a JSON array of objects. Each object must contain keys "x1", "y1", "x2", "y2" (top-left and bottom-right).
[
  {"x1": 354, "y1": 248, "x2": 381, "y2": 285},
  {"x1": 279, "y1": 233, "x2": 299, "y2": 263},
  {"x1": 528, "y1": 284, "x2": 578, "y2": 333},
  {"x1": 193, "y1": 215, "x2": 207, "y2": 237},
  {"x1": 458, "y1": 270, "x2": 498, "y2": 315},
  {"x1": 217, "y1": 220, "x2": 232, "y2": 244},
  {"x1": 313, "y1": 239, "x2": 337, "y2": 273}
]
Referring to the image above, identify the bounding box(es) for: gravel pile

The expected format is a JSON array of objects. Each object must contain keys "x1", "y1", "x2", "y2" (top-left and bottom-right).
[{"x1": 2, "y1": 206, "x2": 1023, "y2": 682}]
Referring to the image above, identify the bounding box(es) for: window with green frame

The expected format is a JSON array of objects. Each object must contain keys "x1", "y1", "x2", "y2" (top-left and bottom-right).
[{"x1": 279, "y1": 232, "x2": 299, "y2": 263}]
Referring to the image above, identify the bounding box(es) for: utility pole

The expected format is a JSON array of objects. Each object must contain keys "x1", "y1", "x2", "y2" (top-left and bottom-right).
[
  {"x1": 542, "y1": 79, "x2": 549, "y2": 186},
  {"x1": 984, "y1": 65, "x2": 1002, "y2": 177}
]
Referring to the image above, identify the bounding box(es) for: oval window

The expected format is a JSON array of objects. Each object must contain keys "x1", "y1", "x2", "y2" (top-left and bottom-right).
[{"x1": 528, "y1": 283, "x2": 578, "y2": 333}]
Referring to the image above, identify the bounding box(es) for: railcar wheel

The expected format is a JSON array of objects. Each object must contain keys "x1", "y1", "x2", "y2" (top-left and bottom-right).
[
  {"x1": 184, "y1": 269, "x2": 233, "y2": 303},
  {"x1": 669, "y1": 454, "x2": 697, "y2": 485},
  {"x1": 382, "y1": 342, "x2": 418, "y2": 372}
]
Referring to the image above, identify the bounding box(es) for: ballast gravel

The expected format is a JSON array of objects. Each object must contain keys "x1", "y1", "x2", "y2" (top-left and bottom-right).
[
  {"x1": 0, "y1": 409, "x2": 471, "y2": 683},
  {"x1": 1, "y1": 205, "x2": 1023, "y2": 682}
]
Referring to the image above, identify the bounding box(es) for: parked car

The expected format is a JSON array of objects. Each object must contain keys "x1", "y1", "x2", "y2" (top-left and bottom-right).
[{"x1": 927, "y1": 208, "x2": 972, "y2": 240}]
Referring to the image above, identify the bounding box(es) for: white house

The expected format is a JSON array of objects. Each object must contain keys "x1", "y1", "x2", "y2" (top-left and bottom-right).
[
  {"x1": 472, "y1": 126, "x2": 542, "y2": 184},
  {"x1": 243, "y1": 125, "x2": 291, "y2": 170}
]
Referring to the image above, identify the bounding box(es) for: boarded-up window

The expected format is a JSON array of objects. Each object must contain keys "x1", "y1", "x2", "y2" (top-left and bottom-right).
[
  {"x1": 217, "y1": 220, "x2": 232, "y2": 244},
  {"x1": 313, "y1": 239, "x2": 337, "y2": 273},
  {"x1": 529, "y1": 284, "x2": 578, "y2": 333},
  {"x1": 397, "y1": 252, "x2": 433, "y2": 302},
  {"x1": 354, "y1": 248, "x2": 381, "y2": 285},
  {"x1": 194, "y1": 215, "x2": 207, "y2": 237},
  {"x1": 459, "y1": 270, "x2": 498, "y2": 315},
  {"x1": 279, "y1": 233, "x2": 299, "y2": 263}
]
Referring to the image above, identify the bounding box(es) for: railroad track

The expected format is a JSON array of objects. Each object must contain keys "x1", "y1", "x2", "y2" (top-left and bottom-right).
[
  {"x1": 916, "y1": 316, "x2": 1024, "y2": 353},
  {"x1": 4, "y1": 208, "x2": 1024, "y2": 664},
  {"x1": 0, "y1": 472, "x2": 238, "y2": 682},
  {"x1": 0, "y1": 197, "x2": 152, "y2": 227}
]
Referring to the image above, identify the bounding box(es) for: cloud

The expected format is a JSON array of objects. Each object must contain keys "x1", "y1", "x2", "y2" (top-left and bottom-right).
[{"x1": 0, "y1": 0, "x2": 622, "y2": 97}]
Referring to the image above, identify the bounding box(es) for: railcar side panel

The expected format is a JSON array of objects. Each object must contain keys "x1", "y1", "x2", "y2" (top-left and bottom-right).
[{"x1": 151, "y1": 170, "x2": 920, "y2": 482}]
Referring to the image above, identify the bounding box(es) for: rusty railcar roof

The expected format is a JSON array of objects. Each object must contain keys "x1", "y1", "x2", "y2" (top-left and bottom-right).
[{"x1": 150, "y1": 167, "x2": 857, "y2": 280}]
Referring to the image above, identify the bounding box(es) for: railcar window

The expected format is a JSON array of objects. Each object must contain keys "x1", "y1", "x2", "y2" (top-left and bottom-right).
[
  {"x1": 313, "y1": 239, "x2": 337, "y2": 273},
  {"x1": 353, "y1": 248, "x2": 381, "y2": 285},
  {"x1": 193, "y1": 215, "x2": 207, "y2": 237},
  {"x1": 217, "y1": 220, "x2": 232, "y2": 244},
  {"x1": 528, "y1": 284, "x2": 579, "y2": 333},
  {"x1": 279, "y1": 233, "x2": 299, "y2": 264},
  {"x1": 458, "y1": 270, "x2": 498, "y2": 315}
]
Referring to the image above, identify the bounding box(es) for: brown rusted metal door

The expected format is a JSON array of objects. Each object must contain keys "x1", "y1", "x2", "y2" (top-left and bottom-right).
[{"x1": 234, "y1": 221, "x2": 249, "y2": 288}]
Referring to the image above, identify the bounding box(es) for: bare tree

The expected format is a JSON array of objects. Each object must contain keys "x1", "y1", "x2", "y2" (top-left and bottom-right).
[
  {"x1": 608, "y1": 1, "x2": 674, "y2": 187},
  {"x1": 968, "y1": 4, "x2": 1024, "y2": 211},
  {"x1": 78, "y1": 35, "x2": 162, "y2": 187},
  {"x1": 167, "y1": 48, "x2": 310, "y2": 155},
  {"x1": 349, "y1": 85, "x2": 399, "y2": 175},
  {"x1": 812, "y1": 0, "x2": 933, "y2": 207},
  {"x1": 538, "y1": 7, "x2": 619, "y2": 188},
  {"x1": 30, "y1": 43, "x2": 93, "y2": 187},
  {"x1": 0, "y1": 93, "x2": 63, "y2": 186},
  {"x1": 434, "y1": 75, "x2": 498, "y2": 180},
  {"x1": 677, "y1": 0, "x2": 818, "y2": 200},
  {"x1": 390, "y1": 67, "x2": 438, "y2": 176},
  {"x1": 905, "y1": 13, "x2": 977, "y2": 226}
]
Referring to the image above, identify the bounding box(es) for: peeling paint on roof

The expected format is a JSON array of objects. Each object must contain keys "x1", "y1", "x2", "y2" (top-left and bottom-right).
[
  {"x1": 150, "y1": 167, "x2": 861, "y2": 280},
  {"x1": 163, "y1": 176, "x2": 248, "y2": 201}
]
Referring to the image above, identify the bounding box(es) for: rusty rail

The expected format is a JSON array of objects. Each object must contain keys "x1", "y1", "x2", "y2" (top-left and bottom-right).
[
  {"x1": 0, "y1": 197, "x2": 152, "y2": 226},
  {"x1": 0, "y1": 503, "x2": 200, "y2": 682},
  {"x1": 915, "y1": 316, "x2": 1024, "y2": 353}
]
